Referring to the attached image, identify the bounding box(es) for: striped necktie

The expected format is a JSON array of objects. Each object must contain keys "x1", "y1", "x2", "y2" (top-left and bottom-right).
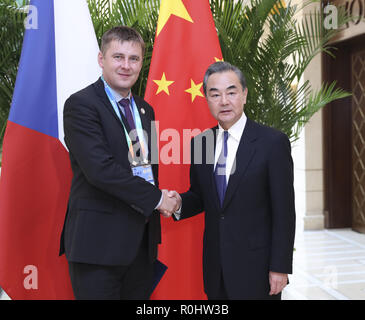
[{"x1": 214, "y1": 130, "x2": 229, "y2": 207}]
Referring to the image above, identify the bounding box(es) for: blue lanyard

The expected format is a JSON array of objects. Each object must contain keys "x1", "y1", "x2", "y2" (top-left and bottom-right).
[{"x1": 101, "y1": 76, "x2": 148, "y2": 162}]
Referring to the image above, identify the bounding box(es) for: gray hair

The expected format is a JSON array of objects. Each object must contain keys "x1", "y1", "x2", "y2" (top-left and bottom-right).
[{"x1": 203, "y1": 61, "x2": 247, "y2": 96}]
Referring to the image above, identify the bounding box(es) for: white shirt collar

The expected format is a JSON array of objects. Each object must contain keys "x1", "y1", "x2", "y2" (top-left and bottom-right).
[{"x1": 218, "y1": 112, "x2": 247, "y2": 142}]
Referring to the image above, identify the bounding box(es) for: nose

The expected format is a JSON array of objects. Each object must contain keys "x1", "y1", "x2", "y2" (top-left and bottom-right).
[
  {"x1": 220, "y1": 93, "x2": 229, "y2": 105},
  {"x1": 120, "y1": 57, "x2": 130, "y2": 69}
]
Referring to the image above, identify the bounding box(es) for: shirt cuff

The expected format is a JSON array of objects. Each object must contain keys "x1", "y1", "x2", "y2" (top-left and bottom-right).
[
  {"x1": 173, "y1": 205, "x2": 182, "y2": 220},
  {"x1": 155, "y1": 193, "x2": 163, "y2": 210}
]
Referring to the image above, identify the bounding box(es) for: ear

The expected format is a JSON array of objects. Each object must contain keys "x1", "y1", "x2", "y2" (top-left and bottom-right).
[
  {"x1": 243, "y1": 88, "x2": 248, "y2": 104},
  {"x1": 97, "y1": 51, "x2": 104, "y2": 69}
]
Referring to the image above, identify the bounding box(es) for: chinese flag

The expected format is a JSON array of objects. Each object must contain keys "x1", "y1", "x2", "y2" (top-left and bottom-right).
[{"x1": 145, "y1": 0, "x2": 222, "y2": 299}]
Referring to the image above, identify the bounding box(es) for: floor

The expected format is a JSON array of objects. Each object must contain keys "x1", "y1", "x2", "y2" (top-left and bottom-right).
[
  {"x1": 282, "y1": 228, "x2": 365, "y2": 300},
  {"x1": 1, "y1": 228, "x2": 365, "y2": 300}
]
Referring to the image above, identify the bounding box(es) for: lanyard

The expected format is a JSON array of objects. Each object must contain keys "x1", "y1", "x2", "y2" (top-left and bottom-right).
[{"x1": 101, "y1": 76, "x2": 148, "y2": 163}]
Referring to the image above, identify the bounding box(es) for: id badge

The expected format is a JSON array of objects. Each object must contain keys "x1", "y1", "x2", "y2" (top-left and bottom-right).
[{"x1": 131, "y1": 164, "x2": 155, "y2": 185}]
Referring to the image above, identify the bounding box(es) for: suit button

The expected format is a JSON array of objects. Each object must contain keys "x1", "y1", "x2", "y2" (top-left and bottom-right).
[{"x1": 220, "y1": 214, "x2": 224, "y2": 219}]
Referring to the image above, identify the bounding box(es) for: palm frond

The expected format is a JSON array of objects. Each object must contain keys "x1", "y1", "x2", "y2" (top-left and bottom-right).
[
  {"x1": 0, "y1": 0, "x2": 28, "y2": 145},
  {"x1": 210, "y1": 0, "x2": 351, "y2": 141}
]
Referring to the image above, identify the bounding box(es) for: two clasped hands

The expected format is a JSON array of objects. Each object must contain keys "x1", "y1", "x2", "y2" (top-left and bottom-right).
[{"x1": 157, "y1": 190, "x2": 182, "y2": 218}]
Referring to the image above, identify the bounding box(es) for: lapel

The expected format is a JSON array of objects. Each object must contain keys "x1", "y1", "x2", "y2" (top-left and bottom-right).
[
  {"x1": 93, "y1": 78, "x2": 152, "y2": 150},
  {"x1": 93, "y1": 77, "x2": 127, "y2": 131},
  {"x1": 220, "y1": 118, "x2": 258, "y2": 211},
  {"x1": 200, "y1": 126, "x2": 221, "y2": 211},
  {"x1": 133, "y1": 95, "x2": 153, "y2": 161},
  {"x1": 133, "y1": 96, "x2": 151, "y2": 140}
]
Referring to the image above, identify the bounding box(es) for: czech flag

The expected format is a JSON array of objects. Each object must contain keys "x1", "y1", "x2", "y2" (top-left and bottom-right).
[{"x1": 0, "y1": 0, "x2": 100, "y2": 299}]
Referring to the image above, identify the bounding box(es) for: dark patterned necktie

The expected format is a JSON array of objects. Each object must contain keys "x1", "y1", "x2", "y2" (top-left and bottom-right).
[
  {"x1": 119, "y1": 98, "x2": 140, "y2": 158},
  {"x1": 119, "y1": 98, "x2": 136, "y2": 132},
  {"x1": 214, "y1": 130, "x2": 229, "y2": 207}
]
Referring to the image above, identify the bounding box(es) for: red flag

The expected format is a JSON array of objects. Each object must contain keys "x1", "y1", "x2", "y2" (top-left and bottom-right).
[{"x1": 145, "y1": 0, "x2": 222, "y2": 299}]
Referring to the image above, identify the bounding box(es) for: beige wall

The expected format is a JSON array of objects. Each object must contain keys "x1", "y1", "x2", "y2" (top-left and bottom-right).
[
  {"x1": 293, "y1": 0, "x2": 365, "y2": 230},
  {"x1": 292, "y1": 0, "x2": 325, "y2": 230},
  {"x1": 331, "y1": 0, "x2": 365, "y2": 44}
]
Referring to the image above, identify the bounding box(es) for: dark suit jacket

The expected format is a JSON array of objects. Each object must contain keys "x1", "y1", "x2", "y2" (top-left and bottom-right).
[
  {"x1": 180, "y1": 118, "x2": 296, "y2": 299},
  {"x1": 59, "y1": 78, "x2": 162, "y2": 266}
]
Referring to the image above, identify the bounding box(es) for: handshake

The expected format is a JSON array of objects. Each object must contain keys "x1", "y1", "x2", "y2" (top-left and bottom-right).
[{"x1": 157, "y1": 190, "x2": 182, "y2": 218}]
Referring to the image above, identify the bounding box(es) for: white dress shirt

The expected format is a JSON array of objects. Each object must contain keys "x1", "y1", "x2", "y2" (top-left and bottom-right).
[
  {"x1": 174, "y1": 112, "x2": 247, "y2": 218},
  {"x1": 107, "y1": 86, "x2": 132, "y2": 118},
  {"x1": 214, "y1": 112, "x2": 247, "y2": 184}
]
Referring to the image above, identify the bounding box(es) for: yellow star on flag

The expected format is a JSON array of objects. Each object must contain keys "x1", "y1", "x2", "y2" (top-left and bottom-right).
[
  {"x1": 185, "y1": 79, "x2": 204, "y2": 102},
  {"x1": 153, "y1": 72, "x2": 174, "y2": 95},
  {"x1": 156, "y1": 0, "x2": 193, "y2": 37},
  {"x1": 214, "y1": 57, "x2": 224, "y2": 62},
  {"x1": 271, "y1": 0, "x2": 286, "y2": 15}
]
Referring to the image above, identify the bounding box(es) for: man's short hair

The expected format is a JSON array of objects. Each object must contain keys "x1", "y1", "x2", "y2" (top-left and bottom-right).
[
  {"x1": 203, "y1": 61, "x2": 247, "y2": 96},
  {"x1": 100, "y1": 26, "x2": 145, "y2": 56}
]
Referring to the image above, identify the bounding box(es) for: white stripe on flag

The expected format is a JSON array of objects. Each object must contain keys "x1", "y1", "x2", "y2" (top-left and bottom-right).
[{"x1": 54, "y1": 0, "x2": 101, "y2": 149}]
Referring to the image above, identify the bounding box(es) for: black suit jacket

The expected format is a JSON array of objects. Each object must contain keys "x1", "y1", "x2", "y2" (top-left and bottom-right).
[
  {"x1": 180, "y1": 118, "x2": 296, "y2": 299},
  {"x1": 59, "y1": 78, "x2": 162, "y2": 266}
]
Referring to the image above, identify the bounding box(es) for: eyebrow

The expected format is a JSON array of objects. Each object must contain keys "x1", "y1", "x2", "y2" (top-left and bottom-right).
[
  {"x1": 112, "y1": 53, "x2": 140, "y2": 58},
  {"x1": 208, "y1": 84, "x2": 237, "y2": 92}
]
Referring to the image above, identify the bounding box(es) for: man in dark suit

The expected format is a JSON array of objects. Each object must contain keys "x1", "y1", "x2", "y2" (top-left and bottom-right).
[
  {"x1": 168, "y1": 61, "x2": 296, "y2": 300},
  {"x1": 59, "y1": 26, "x2": 177, "y2": 300}
]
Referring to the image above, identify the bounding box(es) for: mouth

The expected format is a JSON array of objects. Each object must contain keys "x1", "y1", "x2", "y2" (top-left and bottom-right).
[
  {"x1": 117, "y1": 73, "x2": 131, "y2": 79},
  {"x1": 219, "y1": 110, "x2": 232, "y2": 115}
]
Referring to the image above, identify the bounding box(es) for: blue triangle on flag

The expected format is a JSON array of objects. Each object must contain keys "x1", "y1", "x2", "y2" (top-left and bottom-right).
[{"x1": 9, "y1": 0, "x2": 58, "y2": 139}]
